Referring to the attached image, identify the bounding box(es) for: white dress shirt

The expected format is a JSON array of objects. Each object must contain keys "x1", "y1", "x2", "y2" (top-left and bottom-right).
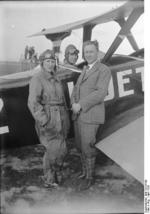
[{"x1": 87, "y1": 60, "x2": 98, "y2": 70}]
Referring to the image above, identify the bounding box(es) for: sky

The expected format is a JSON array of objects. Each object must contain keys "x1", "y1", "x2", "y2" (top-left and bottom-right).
[{"x1": 0, "y1": 1, "x2": 144, "y2": 62}]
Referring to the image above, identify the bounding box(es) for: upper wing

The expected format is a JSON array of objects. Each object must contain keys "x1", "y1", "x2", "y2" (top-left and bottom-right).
[{"x1": 29, "y1": 1, "x2": 143, "y2": 37}]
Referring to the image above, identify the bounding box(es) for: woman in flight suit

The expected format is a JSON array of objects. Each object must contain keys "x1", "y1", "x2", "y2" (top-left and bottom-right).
[{"x1": 28, "y1": 49, "x2": 70, "y2": 187}]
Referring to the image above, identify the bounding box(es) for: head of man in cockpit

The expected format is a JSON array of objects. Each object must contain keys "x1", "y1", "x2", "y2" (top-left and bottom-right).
[{"x1": 64, "y1": 44, "x2": 79, "y2": 66}]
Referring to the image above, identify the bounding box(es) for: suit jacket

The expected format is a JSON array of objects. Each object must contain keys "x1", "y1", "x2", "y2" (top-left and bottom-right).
[{"x1": 71, "y1": 60, "x2": 111, "y2": 124}]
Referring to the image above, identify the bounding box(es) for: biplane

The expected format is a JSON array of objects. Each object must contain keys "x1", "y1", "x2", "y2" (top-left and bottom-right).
[{"x1": 0, "y1": 1, "x2": 144, "y2": 185}]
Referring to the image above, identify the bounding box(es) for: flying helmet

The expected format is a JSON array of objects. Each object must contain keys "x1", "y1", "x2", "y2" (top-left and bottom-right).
[
  {"x1": 39, "y1": 49, "x2": 55, "y2": 64},
  {"x1": 65, "y1": 45, "x2": 79, "y2": 58}
]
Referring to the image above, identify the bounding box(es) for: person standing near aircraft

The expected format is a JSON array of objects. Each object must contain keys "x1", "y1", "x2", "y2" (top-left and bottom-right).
[
  {"x1": 71, "y1": 40, "x2": 111, "y2": 190},
  {"x1": 28, "y1": 49, "x2": 70, "y2": 187}
]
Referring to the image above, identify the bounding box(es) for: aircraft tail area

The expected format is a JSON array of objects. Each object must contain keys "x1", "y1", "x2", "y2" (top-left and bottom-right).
[{"x1": 96, "y1": 117, "x2": 144, "y2": 184}]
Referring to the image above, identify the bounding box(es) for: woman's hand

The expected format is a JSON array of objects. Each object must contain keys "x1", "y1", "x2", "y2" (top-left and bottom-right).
[{"x1": 39, "y1": 115, "x2": 48, "y2": 127}]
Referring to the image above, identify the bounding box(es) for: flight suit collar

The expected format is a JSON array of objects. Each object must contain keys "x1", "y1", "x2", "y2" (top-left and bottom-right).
[{"x1": 42, "y1": 69, "x2": 59, "y2": 82}]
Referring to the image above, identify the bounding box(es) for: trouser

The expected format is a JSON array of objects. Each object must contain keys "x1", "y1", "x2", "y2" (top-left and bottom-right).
[
  {"x1": 42, "y1": 138, "x2": 67, "y2": 184},
  {"x1": 81, "y1": 155, "x2": 96, "y2": 179},
  {"x1": 74, "y1": 119, "x2": 99, "y2": 179},
  {"x1": 43, "y1": 151, "x2": 63, "y2": 184},
  {"x1": 35, "y1": 106, "x2": 69, "y2": 184}
]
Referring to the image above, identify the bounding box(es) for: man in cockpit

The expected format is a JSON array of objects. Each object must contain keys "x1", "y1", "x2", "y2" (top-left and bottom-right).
[
  {"x1": 61, "y1": 44, "x2": 80, "y2": 148},
  {"x1": 64, "y1": 44, "x2": 79, "y2": 67}
]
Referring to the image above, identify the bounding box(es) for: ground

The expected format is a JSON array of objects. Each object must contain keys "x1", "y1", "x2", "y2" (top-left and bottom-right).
[{"x1": 1, "y1": 141, "x2": 144, "y2": 214}]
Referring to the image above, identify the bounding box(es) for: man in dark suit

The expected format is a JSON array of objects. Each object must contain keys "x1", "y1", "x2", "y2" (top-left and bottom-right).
[{"x1": 71, "y1": 40, "x2": 111, "y2": 190}]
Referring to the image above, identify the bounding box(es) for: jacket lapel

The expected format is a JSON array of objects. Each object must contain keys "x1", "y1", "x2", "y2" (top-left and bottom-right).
[
  {"x1": 76, "y1": 66, "x2": 87, "y2": 86},
  {"x1": 82, "y1": 61, "x2": 100, "y2": 82},
  {"x1": 74, "y1": 66, "x2": 87, "y2": 102},
  {"x1": 74, "y1": 61, "x2": 100, "y2": 102}
]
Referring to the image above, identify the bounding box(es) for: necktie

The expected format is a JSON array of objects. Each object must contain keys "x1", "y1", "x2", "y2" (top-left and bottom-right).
[{"x1": 86, "y1": 65, "x2": 90, "y2": 74}]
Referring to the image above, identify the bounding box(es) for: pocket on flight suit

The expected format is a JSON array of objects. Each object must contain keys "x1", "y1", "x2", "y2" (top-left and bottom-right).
[
  {"x1": 35, "y1": 107, "x2": 49, "y2": 127},
  {"x1": 44, "y1": 106, "x2": 62, "y2": 135}
]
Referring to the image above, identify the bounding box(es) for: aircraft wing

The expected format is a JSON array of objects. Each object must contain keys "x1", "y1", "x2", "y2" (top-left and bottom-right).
[
  {"x1": 96, "y1": 116, "x2": 144, "y2": 184},
  {"x1": 0, "y1": 65, "x2": 40, "y2": 90},
  {"x1": 29, "y1": 1, "x2": 143, "y2": 37},
  {"x1": 0, "y1": 64, "x2": 81, "y2": 90}
]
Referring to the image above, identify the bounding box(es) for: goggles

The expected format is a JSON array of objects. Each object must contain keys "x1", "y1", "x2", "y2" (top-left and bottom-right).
[
  {"x1": 68, "y1": 50, "x2": 79, "y2": 56},
  {"x1": 43, "y1": 57, "x2": 55, "y2": 61}
]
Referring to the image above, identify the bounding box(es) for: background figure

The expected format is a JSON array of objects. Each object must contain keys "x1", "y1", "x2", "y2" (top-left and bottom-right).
[
  {"x1": 24, "y1": 45, "x2": 29, "y2": 60},
  {"x1": 28, "y1": 46, "x2": 35, "y2": 60},
  {"x1": 28, "y1": 49, "x2": 70, "y2": 187},
  {"x1": 31, "y1": 52, "x2": 39, "y2": 65},
  {"x1": 71, "y1": 40, "x2": 111, "y2": 190}
]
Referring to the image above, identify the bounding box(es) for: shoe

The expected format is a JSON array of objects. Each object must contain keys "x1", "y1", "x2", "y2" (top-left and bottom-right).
[
  {"x1": 44, "y1": 181, "x2": 58, "y2": 188},
  {"x1": 78, "y1": 172, "x2": 86, "y2": 179},
  {"x1": 41, "y1": 176, "x2": 58, "y2": 188},
  {"x1": 56, "y1": 172, "x2": 63, "y2": 184},
  {"x1": 78, "y1": 178, "x2": 94, "y2": 191}
]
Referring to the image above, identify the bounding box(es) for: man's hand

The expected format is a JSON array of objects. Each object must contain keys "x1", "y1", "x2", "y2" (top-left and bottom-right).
[
  {"x1": 72, "y1": 103, "x2": 81, "y2": 114},
  {"x1": 90, "y1": 141, "x2": 96, "y2": 148}
]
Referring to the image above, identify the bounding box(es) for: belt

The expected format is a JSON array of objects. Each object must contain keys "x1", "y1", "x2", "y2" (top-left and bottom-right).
[
  {"x1": 45, "y1": 102, "x2": 65, "y2": 106},
  {"x1": 42, "y1": 102, "x2": 72, "y2": 111}
]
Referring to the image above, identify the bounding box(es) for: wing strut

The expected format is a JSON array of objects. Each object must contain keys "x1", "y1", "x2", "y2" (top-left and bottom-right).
[
  {"x1": 102, "y1": 7, "x2": 144, "y2": 63},
  {"x1": 116, "y1": 18, "x2": 139, "y2": 51},
  {"x1": 83, "y1": 24, "x2": 95, "y2": 42}
]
